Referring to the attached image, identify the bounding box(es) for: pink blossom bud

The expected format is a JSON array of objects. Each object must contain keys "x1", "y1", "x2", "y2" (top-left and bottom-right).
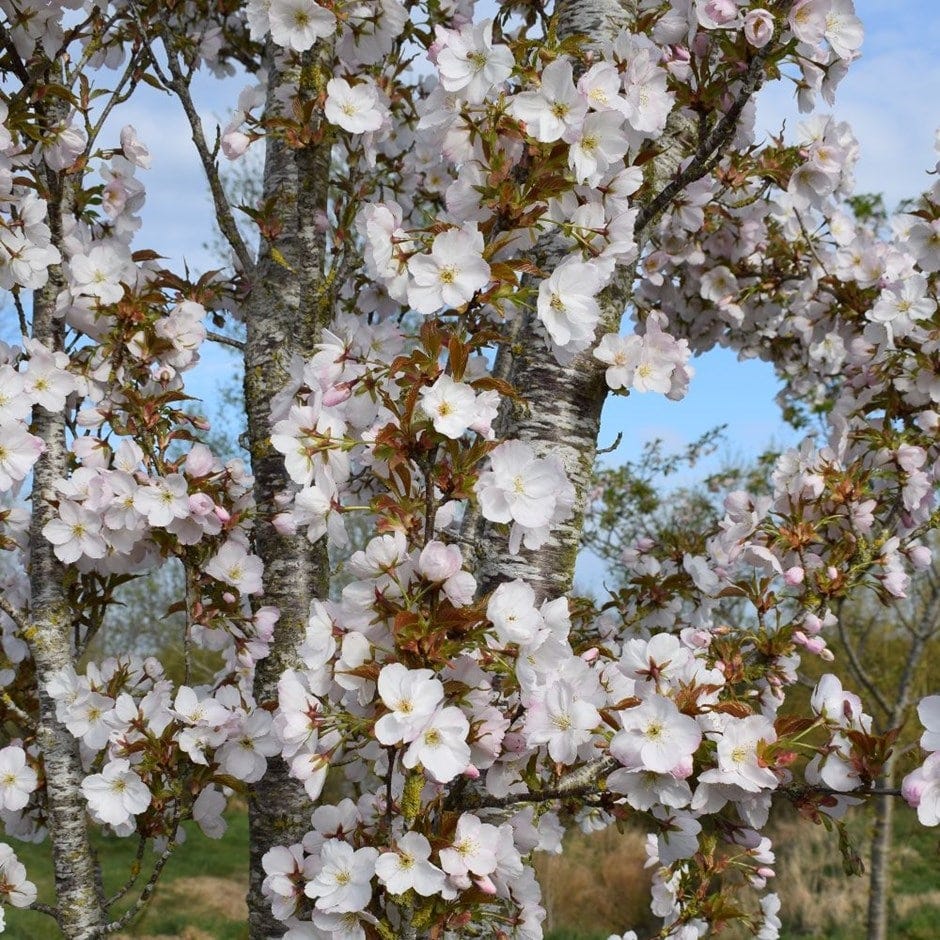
[
  {"x1": 502, "y1": 732, "x2": 526, "y2": 754},
  {"x1": 314, "y1": 210, "x2": 329, "y2": 233},
  {"x1": 189, "y1": 493, "x2": 215, "y2": 517},
  {"x1": 669, "y1": 44, "x2": 691, "y2": 63},
  {"x1": 803, "y1": 613, "x2": 822, "y2": 635},
  {"x1": 426, "y1": 35, "x2": 444, "y2": 64},
  {"x1": 418, "y1": 540, "x2": 462, "y2": 582},
  {"x1": 322, "y1": 383, "x2": 352, "y2": 407},
  {"x1": 462, "y1": 764, "x2": 481, "y2": 780},
  {"x1": 826, "y1": 566, "x2": 838, "y2": 580},
  {"x1": 191, "y1": 416, "x2": 211, "y2": 432},
  {"x1": 443, "y1": 571, "x2": 476, "y2": 607},
  {"x1": 784, "y1": 566, "x2": 805, "y2": 586},
  {"x1": 213, "y1": 505, "x2": 231, "y2": 524},
  {"x1": 185, "y1": 443, "x2": 216, "y2": 478},
  {"x1": 757, "y1": 867, "x2": 775, "y2": 879},
  {"x1": 222, "y1": 591, "x2": 237, "y2": 604},
  {"x1": 743, "y1": 9, "x2": 775, "y2": 47},
  {"x1": 909, "y1": 545, "x2": 933, "y2": 570},
  {"x1": 902, "y1": 774, "x2": 925, "y2": 807},
  {"x1": 272, "y1": 511, "x2": 296, "y2": 535},
  {"x1": 580, "y1": 647, "x2": 599, "y2": 663},
  {"x1": 636, "y1": 537, "x2": 655, "y2": 552},
  {"x1": 804, "y1": 636, "x2": 826, "y2": 655},
  {"x1": 686, "y1": 629, "x2": 712, "y2": 649},
  {"x1": 221, "y1": 130, "x2": 251, "y2": 160},
  {"x1": 474, "y1": 875, "x2": 497, "y2": 895},
  {"x1": 819, "y1": 647, "x2": 835, "y2": 662}
]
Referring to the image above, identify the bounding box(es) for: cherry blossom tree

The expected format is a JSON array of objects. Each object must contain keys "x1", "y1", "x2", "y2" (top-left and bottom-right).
[{"x1": 0, "y1": 1, "x2": 938, "y2": 939}]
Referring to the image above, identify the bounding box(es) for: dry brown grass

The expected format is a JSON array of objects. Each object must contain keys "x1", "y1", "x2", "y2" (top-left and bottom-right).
[
  {"x1": 539, "y1": 811, "x2": 880, "y2": 939},
  {"x1": 765, "y1": 812, "x2": 868, "y2": 938},
  {"x1": 536, "y1": 824, "x2": 657, "y2": 936},
  {"x1": 114, "y1": 877, "x2": 247, "y2": 940},
  {"x1": 169, "y1": 876, "x2": 248, "y2": 920}
]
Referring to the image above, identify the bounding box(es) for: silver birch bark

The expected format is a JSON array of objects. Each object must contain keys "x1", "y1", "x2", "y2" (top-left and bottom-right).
[
  {"x1": 28, "y1": 161, "x2": 106, "y2": 936},
  {"x1": 474, "y1": 0, "x2": 638, "y2": 598},
  {"x1": 243, "y1": 47, "x2": 333, "y2": 938},
  {"x1": 475, "y1": 0, "x2": 778, "y2": 598}
]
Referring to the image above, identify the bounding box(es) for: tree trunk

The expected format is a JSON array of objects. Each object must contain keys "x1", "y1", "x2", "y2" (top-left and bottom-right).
[
  {"x1": 474, "y1": 0, "x2": 639, "y2": 598},
  {"x1": 474, "y1": 0, "x2": 768, "y2": 598},
  {"x1": 244, "y1": 46, "x2": 332, "y2": 938},
  {"x1": 866, "y1": 761, "x2": 896, "y2": 940},
  {"x1": 29, "y1": 188, "x2": 106, "y2": 936}
]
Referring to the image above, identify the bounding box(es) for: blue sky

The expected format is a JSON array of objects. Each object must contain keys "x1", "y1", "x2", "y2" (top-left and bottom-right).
[{"x1": 90, "y1": 3, "x2": 940, "y2": 585}]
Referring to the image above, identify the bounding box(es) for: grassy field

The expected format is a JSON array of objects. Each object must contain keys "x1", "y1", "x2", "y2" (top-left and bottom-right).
[
  {"x1": 7, "y1": 813, "x2": 250, "y2": 939},
  {"x1": 5, "y1": 805, "x2": 940, "y2": 938}
]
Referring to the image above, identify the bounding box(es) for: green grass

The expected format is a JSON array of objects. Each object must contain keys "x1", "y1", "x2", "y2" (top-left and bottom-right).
[
  {"x1": 795, "y1": 809, "x2": 940, "y2": 940},
  {"x1": 6, "y1": 812, "x2": 249, "y2": 938}
]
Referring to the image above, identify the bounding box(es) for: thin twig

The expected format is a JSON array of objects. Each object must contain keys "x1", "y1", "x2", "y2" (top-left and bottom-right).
[
  {"x1": 86, "y1": 54, "x2": 142, "y2": 150},
  {"x1": 0, "y1": 23, "x2": 33, "y2": 86},
  {"x1": 1, "y1": 692, "x2": 36, "y2": 731},
  {"x1": 635, "y1": 41, "x2": 776, "y2": 235},
  {"x1": 0, "y1": 593, "x2": 28, "y2": 633},
  {"x1": 104, "y1": 836, "x2": 147, "y2": 909},
  {"x1": 206, "y1": 329, "x2": 245, "y2": 350},
  {"x1": 12, "y1": 289, "x2": 28, "y2": 337},
  {"x1": 100, "y1": 817, "x2": 182, "y2": 934},
  {"x1": 162, "y1": 49, "x2": 255, "y2": 277}
]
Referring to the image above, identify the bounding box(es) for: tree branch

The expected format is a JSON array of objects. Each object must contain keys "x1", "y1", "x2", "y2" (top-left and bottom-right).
[
  {"x1": 206, "y1": 329, "x2": 245, "y2": 350},
  {"x1": 0, "y1": 592, "x2": 28, "y2": 634},
  {"x1": 162, "y1": 51, "x2": 256, "y2": 278},
  {"x1": 451, "y1": 756, "x2": 619, "y2": 811},
  {"x1": 100, "y1": 824, "x2": 180, "y2": 935},
  {"x1": 835, "y1": 604, "x2": 892, "y2": 719},
  {"x1": 0, "y1": 23, "x2": 32, "y2": 87},
  {"x1": 635, "y1": 41, "x2": 776, "y2": 236}
]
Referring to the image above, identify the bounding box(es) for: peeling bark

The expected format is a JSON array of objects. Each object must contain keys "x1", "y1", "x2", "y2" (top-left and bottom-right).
[
  {"x1": 475, "y1": 0, "x2": 771, "y2": 599},
  {"x1": 244, "y1": 46, "x2": 332, "y2": 939},
  {"x1": 29, "y1": 187, "x2": 106, "y2": 937},
  {"x1": 474, "y1": 0, "x2": 638, "y2": 598}
]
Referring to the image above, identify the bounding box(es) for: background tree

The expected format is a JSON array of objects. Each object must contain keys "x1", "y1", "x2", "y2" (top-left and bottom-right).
[{"x1": 587, "y1": 440, "x2": 940, "y2": 940}]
